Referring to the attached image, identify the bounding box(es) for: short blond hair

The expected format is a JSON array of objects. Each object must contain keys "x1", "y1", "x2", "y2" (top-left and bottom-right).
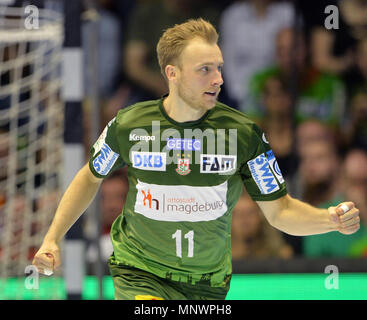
[{"x1": 156, "y1": 18, "x2": 218, "y2": 80}]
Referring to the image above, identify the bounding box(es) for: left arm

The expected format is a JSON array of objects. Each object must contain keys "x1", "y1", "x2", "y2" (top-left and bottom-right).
[{"x1": 257, "y1": 194, "x2": 360, "y2": 236}]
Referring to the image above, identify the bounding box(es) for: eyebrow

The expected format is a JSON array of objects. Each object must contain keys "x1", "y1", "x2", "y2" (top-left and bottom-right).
[{"x1": 197, "y1": 62, "x2": 224, "y2": 67}]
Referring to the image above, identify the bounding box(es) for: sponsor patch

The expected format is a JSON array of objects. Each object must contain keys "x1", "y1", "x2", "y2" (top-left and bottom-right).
[
  {"x1": 92, "y1": 117, "x2": 115, "y2": 156},
  {"x1": 200, "y1": 154, "x2": 236, "y2": 174},
  {"x1": 134, "y1": 179, "x2": 228, "y2": 222},
  {"x1": 131, "y1": 151, "x2": 166, "y2": 171},
  {"x1": 266, "y1": 150, "x2": 285, "y2": 184},
  {"x1": 166, "y1": 138, "x2": 201, "y2": 151},
  {"x1": 93, "y1": 143, "x2": 119, "y2": 175},
  {"x1": 247, "y1": 153, "x2": 280, "y2": 194},
  {"x1": 129, "y1": 133, "x2": 155, "y2": 142}
]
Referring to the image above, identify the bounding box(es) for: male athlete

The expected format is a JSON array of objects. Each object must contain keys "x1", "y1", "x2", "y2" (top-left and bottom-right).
[{"x1": 33, "y1": 19, "x2": 360, "y2": 300}]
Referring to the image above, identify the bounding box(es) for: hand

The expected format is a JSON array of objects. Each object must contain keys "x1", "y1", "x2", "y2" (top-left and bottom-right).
[
  {"x1": 32, "y1": 241, "x2": 61, "y2": 276},
  {"x1": 328, "y1": 202, "x2": 360, "y2": 235}
]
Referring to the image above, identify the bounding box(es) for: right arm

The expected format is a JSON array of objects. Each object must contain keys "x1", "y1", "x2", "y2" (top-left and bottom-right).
[
  {"x1": 123, "y1": 40, "x2": 168, "y2": 97},
  {"x1": 32, "y1": 163, "x2": 103, "y2": 274},
  {"x1": 311, "y1": 27, "x2": 353, "y2": 74}
]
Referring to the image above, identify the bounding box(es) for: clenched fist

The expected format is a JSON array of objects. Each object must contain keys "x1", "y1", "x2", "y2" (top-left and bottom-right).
[
  {"x1": 32, "y1": 241, "x2": 61, "y2": 276},
  {"x1": 328, "y1": 202, "x2": 360, "y2": 235}
]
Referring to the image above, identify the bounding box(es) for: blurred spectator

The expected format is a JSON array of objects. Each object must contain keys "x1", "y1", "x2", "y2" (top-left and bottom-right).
[
  {"x1": 122, "y1": 0, "x2": 220, "y2": 104},
  {"x1": 86, "y1": 169, "x2": 129, "y2": 274},
  {"x1": 310, "y1": 0, "x2": 367, "y2": 75},
  {"x1": 343, "y1": 90, "x2": 367, "y2": 151},
  {"x1": 231, "y1": 192, "x2": 293, "y2": 260},
  {"x1": 82, "y1": 0, "x2": 134, "y2": 100},
  {"x1": 279, "y1": 120, "x2": 338, "y2": 255},
  {"x1": 82, "y1": 0, "x2": 136, "y2": 151},
  {"x1": 100, "y1": 169, "x2": 129, "y2": 236},
  {"x1": 243, "y1": 27, "x2": 346, "y2": 129},
  {"x1": 296, "y1": 139, "x2": 341, "y2": 207},
  {"x1": 220, "y1": 0, "x2": 295, "y2": 107},
  {"x1": 295, "y1": 119, "x2": 335, "y2": 156},
  {"x1": 304, "y1": 149, "x2": 367, "y2": 257},
  {"x1": 343, "y1": 38, "x2": 367, "y2": 102},
  {"x1": 256, "y1": 75, "x2": 298, "y2": 180}
]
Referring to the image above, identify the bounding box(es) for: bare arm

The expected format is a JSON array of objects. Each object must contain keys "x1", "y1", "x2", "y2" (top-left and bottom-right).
[
  {"x1": 123, "y1": 40, "x2": 168, "y2": 96},
  {"x1": 32, "y1": 163, "x2": 103, "y2": 273},
  {"x1": 257, "y1": 194, "x2": 360, "y2": 236},
  {"x1": 311, "y1": 27, "x2": 353, "y2": 73}
]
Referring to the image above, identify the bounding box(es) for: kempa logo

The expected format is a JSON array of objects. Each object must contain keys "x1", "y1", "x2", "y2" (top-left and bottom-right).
[{"x1": 129, "y1": 133, "x2": 156, "y2": 142}]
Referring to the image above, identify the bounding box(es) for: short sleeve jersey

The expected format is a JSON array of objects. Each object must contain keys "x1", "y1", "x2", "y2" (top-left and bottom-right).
[{"x1": 89, "y1": 97, "x2": 287, "y2": 287}]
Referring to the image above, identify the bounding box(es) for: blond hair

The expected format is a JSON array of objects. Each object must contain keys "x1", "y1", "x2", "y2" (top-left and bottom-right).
[{"x1": 156, "y1": 18, "x2": 218, "y2": 80}]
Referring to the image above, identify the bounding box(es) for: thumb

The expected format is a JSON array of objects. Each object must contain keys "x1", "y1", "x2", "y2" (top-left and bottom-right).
[
  {"x1": 336, "y1": 202, "x2": 355, "y2": 216},
  {"x1": 328, "y1": 207, "x2": 339, "y2": 223}
]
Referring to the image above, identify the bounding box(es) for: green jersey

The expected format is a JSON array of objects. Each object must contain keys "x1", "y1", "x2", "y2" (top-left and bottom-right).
[{"x1": 89, "y1": 97, "x2": 287, "y2": 287}]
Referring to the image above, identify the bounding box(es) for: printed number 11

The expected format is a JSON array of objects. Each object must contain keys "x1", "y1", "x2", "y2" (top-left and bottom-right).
[{"x1": 172, "y1": 230, "x2": 194, "y2": 258}]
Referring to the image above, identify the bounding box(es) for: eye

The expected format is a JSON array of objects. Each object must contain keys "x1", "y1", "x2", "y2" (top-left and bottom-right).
[
  {"x1": 201, "y1": 66, "x2": 209, "y2": 73},
  {"x1": 218, "y1": 65, "x2": 223, "y2": 73}
]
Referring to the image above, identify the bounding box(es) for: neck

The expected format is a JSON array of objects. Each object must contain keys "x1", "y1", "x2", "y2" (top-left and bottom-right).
[
  {"x1": 163, "y1": 94, "x2": 207, "y2": 123},
  {"x1": 252, "y1": 0, "x2": 269, "y2": 17}
]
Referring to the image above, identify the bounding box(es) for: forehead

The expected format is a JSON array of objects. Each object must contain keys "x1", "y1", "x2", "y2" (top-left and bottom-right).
[
  {"x1": 179, "y1": 37, "x2": 223, "y2": 66},
  {"x1": 345, "y1": 154, "x2": 367, "y2": 176},
  {"x1": 302, "y1": 142, "x2": 333, "y2": 158}
]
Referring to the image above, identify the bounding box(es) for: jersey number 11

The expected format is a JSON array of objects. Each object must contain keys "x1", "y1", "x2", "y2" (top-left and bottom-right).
[{"x1": 172, "y1": 230, "x2": 194, "y2": 258}]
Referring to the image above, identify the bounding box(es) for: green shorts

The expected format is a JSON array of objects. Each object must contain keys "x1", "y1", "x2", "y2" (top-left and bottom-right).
[{"x1": 108, "y1": 262, "x2": 230, "y2": 300}]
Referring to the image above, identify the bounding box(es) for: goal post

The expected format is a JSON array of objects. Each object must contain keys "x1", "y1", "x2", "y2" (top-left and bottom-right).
[{"x1": 0, "y1": 4, "x2": 64, "y2": 286}]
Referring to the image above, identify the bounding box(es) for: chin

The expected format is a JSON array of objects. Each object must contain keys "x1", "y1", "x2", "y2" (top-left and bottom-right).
[{"x1": 204, "y1": 99, "x2": 217, "y2": 110}]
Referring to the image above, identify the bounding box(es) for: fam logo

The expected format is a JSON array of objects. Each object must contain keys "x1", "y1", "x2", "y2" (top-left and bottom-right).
[
  {"x1": 200, "y1": 154, "x2": 237, "y2": 174},
  {"x1": 166, "y1": 138, "x2": 201, "y2": 151},
  {"x1": 131, "y1": 151, "x2": 166, "y2": 171},
  {"x1": 93, "y1": 143, "x2": 119, "y2": 176},
  {"x1": 247, "y1": 152, "x2": 280, "y2": 194}
]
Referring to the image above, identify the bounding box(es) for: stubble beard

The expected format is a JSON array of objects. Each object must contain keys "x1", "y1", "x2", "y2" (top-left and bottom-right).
[{"x1": 177, "y1": 83, "x2": 215, "y2": 113}]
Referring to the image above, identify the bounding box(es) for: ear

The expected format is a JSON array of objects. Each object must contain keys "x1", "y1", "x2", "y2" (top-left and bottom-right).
[{"x1": 165, "y1": 64, "x2": 178, "y2": 82}]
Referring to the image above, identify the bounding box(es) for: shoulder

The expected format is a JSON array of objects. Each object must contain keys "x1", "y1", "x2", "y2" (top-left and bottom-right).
[
  {"x1": 115, "y1": 99, "x2": 160, "y2": 125},
  {"x1": 211, "y1": 101, "x2": 260, "y2": 133}
]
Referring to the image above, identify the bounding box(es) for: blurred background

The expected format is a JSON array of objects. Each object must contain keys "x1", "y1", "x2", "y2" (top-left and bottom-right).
[{"x1": 0, "y1": 0, "x2": 366, "y2": 300}]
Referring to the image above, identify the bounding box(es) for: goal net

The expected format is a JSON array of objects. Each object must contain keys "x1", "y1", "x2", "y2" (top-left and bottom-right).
[{"x1": 0, "y1": 5, "x2": 64, "y2": 296}]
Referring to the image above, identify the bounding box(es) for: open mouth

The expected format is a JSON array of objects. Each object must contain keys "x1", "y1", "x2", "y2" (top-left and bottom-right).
[{"x1": 204, "y1": 91, "x2": 216, "y2": 97}]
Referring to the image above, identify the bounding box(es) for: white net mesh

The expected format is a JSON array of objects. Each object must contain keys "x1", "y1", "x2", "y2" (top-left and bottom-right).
[{"x1": 0, "y1": 5, "x2": 64, "y2": 287}]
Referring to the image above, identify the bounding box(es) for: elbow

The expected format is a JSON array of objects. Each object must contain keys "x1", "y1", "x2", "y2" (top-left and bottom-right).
[{"x1": 266, "y1": 195, "x2": 294, "y2": 233}]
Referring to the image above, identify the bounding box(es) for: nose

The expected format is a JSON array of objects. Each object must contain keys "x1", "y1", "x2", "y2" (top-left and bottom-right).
[{"x1": 212, "y1": 69, "x2": 224, "y2": 87}]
